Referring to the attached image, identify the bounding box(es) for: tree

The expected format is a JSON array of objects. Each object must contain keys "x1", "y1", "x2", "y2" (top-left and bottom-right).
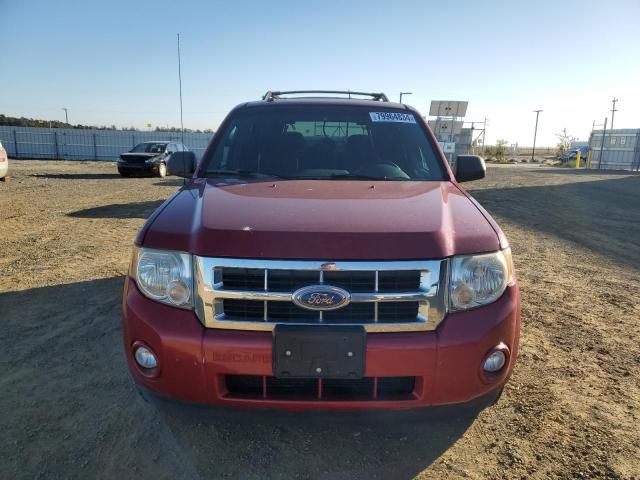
[
  {"x1": 555, "y1": 128, "x2": 575, "y2": 156},
  {"x1": 495, "y1": 139, "x2": 509, "y2": 159}
]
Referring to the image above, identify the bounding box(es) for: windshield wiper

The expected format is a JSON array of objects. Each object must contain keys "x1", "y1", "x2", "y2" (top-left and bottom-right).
[
  {"x1": 325, "y1": 173, "x2": 411, "y2": 181},
  {"x1": 205, "y1": 169, "x2": 285, "y2": 179}
]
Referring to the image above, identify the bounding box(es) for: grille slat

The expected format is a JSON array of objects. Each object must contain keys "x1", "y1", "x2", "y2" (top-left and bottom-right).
[
  {"x1": 225, "y1": 375, "x2": 415, "y2": 401},
  {"x1": 222, "y1": 268, "x2": 264, "y2": 290},
  {"x1": 378, "y1": 271, "x2": 422, "y2": 291},
  {"x1": 223, "y1": 268, "x2": 420, "y2": 293},
  {"x1": 378, "y1": 302, "x2": 420, "y2": 322},
  {"x1": 268, "y1": 270, "x2": 320, "y2": 291},
  {"x1": 223, "y1": 299, "x2": 264, "y2": 319},
  {"x1": 224, "y1": 299, "x2": 418, "y2": 323},
  {"x1": 267, "y1": 301, "x2": 319, "y2": 321}
]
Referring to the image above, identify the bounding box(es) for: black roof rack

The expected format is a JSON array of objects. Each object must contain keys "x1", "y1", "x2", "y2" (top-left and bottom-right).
[{"x1": 262, "y1": 90, "x2": 389, "y2": 102}]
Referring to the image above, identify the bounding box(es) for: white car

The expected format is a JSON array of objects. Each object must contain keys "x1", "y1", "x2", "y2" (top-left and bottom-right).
[{"x1": 0, "y1": 141, "x2": 8, "y2": 179}]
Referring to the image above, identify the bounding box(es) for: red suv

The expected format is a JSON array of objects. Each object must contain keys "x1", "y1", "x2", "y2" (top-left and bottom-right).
[{"x1": 122, "y1": 90, "x2": 520, "y2": 411}]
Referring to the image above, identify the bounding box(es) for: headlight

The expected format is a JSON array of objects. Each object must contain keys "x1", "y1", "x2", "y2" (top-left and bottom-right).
[
  {"x1": 450, "y1": 249, "x2": 513, "y2": 311},
  {"x1": 130, "y1": 247, "x2": 193, "y2": 308}
]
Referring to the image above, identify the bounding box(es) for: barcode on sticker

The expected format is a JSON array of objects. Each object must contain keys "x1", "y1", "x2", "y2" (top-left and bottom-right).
[{"x1": 369, "y1": 112, "x2": 416, "y2": 123}]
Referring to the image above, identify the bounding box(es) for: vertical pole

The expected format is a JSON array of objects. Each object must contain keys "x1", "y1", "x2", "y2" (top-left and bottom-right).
[
  {"x1": 93, "y1": 133, "x2": 98, "y2": 160},
  {"x1": 575, "y1": 150, "x2": 581, "y2": 169},
  {"x1": 598, "y1": 117, "x2": 607, "y2": 170},
  {"x1": 610, "y1": 97, "x2": 618, "y2": 131},
  {"x1": 54, "y1": 130, "x2": 59, "y2": 159},
  {"x1": 13, "y1": 129, "x2": 19, "y2": 157},
  {"x1": 636, "y1": 131, "x2": 640, "y2": 172},
  {"x1": 531, "y1": 110, "x2": 542, "y2": 162},
  {"x1": 587, "y1": 122, "x2": 595, "y2": 169},
  {"x1": 483, "y1": 117, "x2": 488, "y2": 155},
  {"x1": 177, "y1": 33, "x2": 185, "y2": 146}
]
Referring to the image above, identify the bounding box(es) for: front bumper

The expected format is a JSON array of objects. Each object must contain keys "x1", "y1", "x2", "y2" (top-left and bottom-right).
[
  {"x1": 122, "y1": 277, "x2": 520, "y2": 411},
  {"x1": 117, "y1": 162, "x2": 158, "y2": 175}
]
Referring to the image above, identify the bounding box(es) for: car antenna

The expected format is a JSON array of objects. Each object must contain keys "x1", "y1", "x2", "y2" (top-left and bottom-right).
[{"x1": 177, "y1": 33, "x2": 186, "y2": 186}]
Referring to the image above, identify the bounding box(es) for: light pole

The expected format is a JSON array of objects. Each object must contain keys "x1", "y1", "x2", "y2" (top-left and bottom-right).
[
  {"x1": 531, "y1": 109, "x2": 542, "y2": 162},
  {"x1": 399, "y1": 92, "x2": 412, "y2": 104},
  {"x1": 62, "y1": 108, "x2": 69, "y2": 124}
]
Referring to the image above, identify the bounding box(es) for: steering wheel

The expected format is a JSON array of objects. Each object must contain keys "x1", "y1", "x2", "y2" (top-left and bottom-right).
[
  {"x1": 358, "y1": 160, "x2": 410, "y2": 179},
  {"x1": 375, "y1": 161, "x2": 402, "y2": 170}
]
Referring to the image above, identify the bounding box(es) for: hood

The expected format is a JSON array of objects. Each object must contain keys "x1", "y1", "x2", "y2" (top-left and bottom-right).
[{"x1": 140, "y1": 179, "x2": 500, "y2": 260}]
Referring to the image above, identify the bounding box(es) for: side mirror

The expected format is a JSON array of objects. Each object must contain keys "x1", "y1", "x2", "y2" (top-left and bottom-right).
[
  {"x1": 167, "y1": 151, "x2": 196, "y2": 178},
  {"x1": 455, "y1": 155, "x2": 486, "y2": 182}
]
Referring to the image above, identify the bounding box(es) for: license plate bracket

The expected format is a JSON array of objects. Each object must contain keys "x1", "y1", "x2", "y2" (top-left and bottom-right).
[{"x1": 273, "y1": 325, "x2": 366, "y2": 379}]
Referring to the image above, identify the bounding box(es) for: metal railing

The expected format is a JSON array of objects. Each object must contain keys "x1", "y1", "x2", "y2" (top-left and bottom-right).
[
  {"x1": 0, "y1": 126, "x2": 214, "y2": 161},
  {"x1": 262, "y1": 90, "x2": 390, "y2": 102}
]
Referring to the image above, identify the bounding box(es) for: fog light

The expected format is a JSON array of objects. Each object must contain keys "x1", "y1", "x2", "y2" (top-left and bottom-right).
[
  {"x1": 483, "y1": 350, "x2": 506, "y2": 373},
  {"x1": 134, "y1": 346, "x2": 157, "y2": 369}
]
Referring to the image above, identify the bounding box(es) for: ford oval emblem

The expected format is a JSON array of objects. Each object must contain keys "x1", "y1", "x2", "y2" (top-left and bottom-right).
[{"x1": 292, "y1": 285, "x2": 351, "y2": 311}]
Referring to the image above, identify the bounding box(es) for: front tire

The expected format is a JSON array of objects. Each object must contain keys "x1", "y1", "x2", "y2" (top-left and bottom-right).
[{"x1": 157, "y1": 162, "x2": 167, "y2": 178}]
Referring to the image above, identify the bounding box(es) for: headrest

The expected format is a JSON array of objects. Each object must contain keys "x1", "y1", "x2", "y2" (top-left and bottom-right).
[
  {"x1": 280, "y1": 131, "x2": 305, "y2": 150},
  {"x1": 347, "y1": 134, "x2": 372, "y2": 150}
]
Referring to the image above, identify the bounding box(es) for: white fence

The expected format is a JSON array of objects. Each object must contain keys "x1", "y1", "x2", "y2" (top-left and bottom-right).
[{"x1": 0, "y1": 126, "x2": 214, "y2": 161}]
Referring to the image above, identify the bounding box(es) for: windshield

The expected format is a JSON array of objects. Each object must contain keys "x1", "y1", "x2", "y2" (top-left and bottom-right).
[
  {"x1": 200, "y1": 105, "x2": 447, "y2": 181},
  {"x1": 131, "y1": 142, "x2": 167, "y2": 153}
]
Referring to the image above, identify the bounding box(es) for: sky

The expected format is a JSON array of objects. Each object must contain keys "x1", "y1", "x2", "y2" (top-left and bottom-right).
[{"x1": 1, "y1": 0, "x2": 639, "y2": 147}]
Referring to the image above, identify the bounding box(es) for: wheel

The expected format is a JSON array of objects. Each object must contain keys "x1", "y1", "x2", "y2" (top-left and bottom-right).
[
  {"x1": 157, "y1": 162, "x2": 167, "y2": 178},
  {"x1": 119, "y1": 170, "x2": 130, "y2": 177}
]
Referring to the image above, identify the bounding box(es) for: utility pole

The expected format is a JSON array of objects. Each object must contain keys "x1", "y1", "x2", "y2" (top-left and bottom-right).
[
  {"x1": 177, "y1": 33, "x2": 184, "y2": 145},
  {"x1": 399, "y1": 92, "x2": 412, "y2": 104},
  {"x1": 482, "y1": 117, "x2": 488, "y2": 154},
  {"x1": 62, "y1": 108, "x2": 68, "y2": 124},
  {"x1": 610, "y1": 97, "x2": 618, "y2": 131},
  {"x1": 598, "y1": 117, "x2": 607, "y2": 170},
  {"x1": 531, "y1": 110, "x2": 543, "y2": 162}
]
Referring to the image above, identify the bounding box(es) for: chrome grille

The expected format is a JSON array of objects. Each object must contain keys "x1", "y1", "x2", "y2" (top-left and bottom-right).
[{"x1": 194, "y1": 258, "x2": 447, "y2": 332}]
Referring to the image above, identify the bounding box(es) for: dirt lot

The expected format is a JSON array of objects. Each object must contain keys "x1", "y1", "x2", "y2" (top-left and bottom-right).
[{"x1": 1, "y1": 161, "x2": 639, "y2": 480}]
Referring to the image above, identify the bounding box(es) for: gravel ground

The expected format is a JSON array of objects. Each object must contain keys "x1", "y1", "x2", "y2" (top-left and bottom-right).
[{"x1": 1, "y1": 161, "x2": 639, "y2": 480}]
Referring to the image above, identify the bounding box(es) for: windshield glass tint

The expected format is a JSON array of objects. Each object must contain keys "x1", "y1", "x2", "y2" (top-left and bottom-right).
[
  {"x1": 201, "y1": 105, "x2": 447, "y2": 181},
  {"x1": 131, "y1": 143, "x2": 167, "y2": 153}
]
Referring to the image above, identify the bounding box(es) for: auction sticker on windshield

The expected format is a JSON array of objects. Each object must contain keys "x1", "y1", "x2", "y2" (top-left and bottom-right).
[{"x1": 369, "y1": 112, "x2": 416, "y2": 123}]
